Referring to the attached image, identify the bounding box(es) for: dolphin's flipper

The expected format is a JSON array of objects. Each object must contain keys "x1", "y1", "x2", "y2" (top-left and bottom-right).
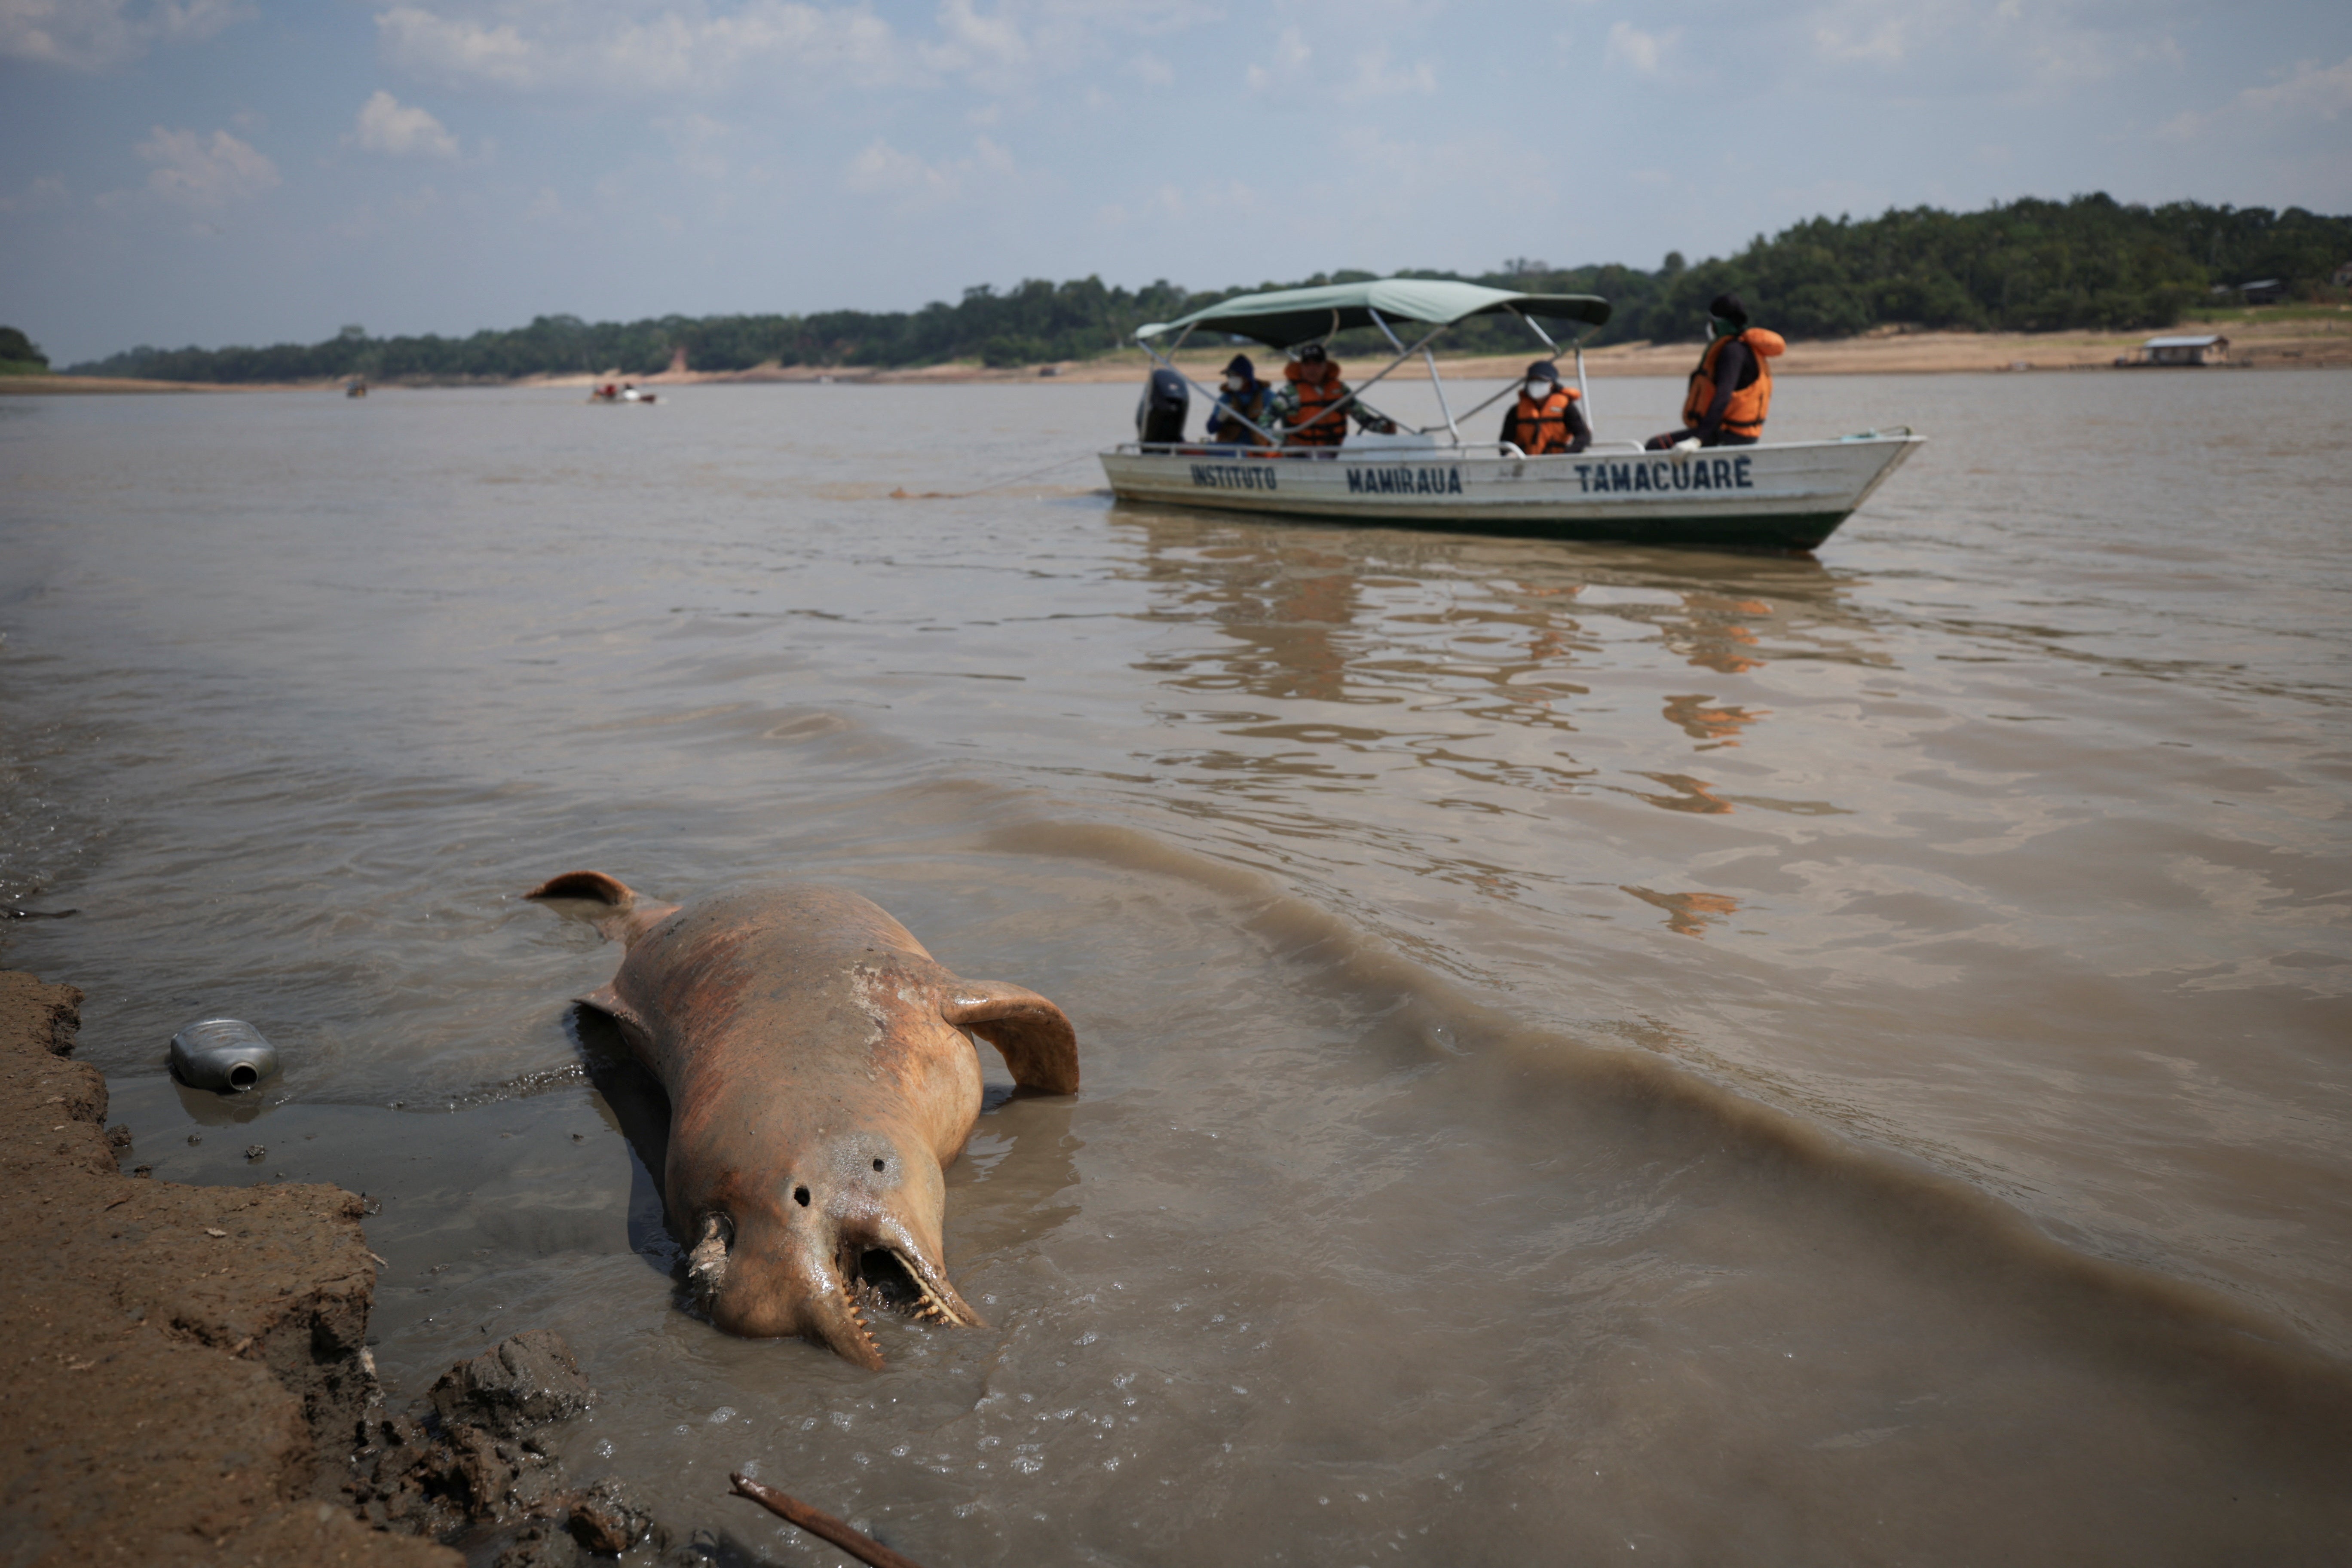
[
  {"x1": 526, "y1": 870, "x2": 682, "y2": 947},
  {"x1": 580, "y1": 983, "x2": 651, "y2": 1039},
  {"x1": 942, "y1": 981, "x2": 1080, "y2": 1095}
]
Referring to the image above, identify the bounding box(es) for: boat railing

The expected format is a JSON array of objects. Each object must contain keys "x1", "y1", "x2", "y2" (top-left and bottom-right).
[{"x1": 1112, "y1": 439, "x2": 1653, "y2": 459}]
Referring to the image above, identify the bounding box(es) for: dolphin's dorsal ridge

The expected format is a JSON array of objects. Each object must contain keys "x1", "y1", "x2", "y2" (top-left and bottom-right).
[{"x1": 942, "y1": 981, "x2": 1080, "y2": 1095}]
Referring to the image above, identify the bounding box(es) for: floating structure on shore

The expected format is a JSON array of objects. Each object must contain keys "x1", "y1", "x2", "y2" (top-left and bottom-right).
[{"x1": 2116, "y1": 334, "x2": 2231, "y2": 368}]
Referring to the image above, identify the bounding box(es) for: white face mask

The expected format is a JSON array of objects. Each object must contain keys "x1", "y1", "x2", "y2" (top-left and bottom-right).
[
  {"x1": 1225, "y1": 374, "x2": 1246, "y2": 392},
  {"x1": 1525, "y1": 381, "x2": 1552, "y2": 400}
]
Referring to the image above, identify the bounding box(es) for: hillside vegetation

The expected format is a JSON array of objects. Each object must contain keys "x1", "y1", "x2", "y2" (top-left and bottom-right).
[{"x1": 64, "y1": 194, "x2": 2352, "y2": 383}]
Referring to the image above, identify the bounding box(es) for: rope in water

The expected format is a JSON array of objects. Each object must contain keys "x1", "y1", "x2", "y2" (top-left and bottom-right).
[{"x1": 889, "y1": 449, "x2": 1098, "y2": 499}]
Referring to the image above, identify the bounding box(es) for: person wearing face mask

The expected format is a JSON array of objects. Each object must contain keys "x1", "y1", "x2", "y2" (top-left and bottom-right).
[
  {"x1": 1498, "y1": 361, "x2": 1590, "y2": 456},
  {"x1": 1204, "y1": 354, "x2": 1274, "y2": 446},
  {"x1": 1646, "y1": 292, "x2": 1785, "y2": 450}
]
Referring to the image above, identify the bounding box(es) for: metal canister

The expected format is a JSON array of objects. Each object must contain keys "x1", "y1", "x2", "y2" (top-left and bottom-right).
[{"x1": 169, "y1": 1018, "x2": 280, "y2": 1092}]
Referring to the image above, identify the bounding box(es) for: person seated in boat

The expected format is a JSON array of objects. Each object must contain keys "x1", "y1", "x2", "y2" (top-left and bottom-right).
[
  {"x1": 1280, "y1": 343, "x2": 1353, "y2": 448},
  {"x1": 1498, "y1": 361, "x2": 1590, "y2": 455},
  {"x1": 1204, "y1": 354, "x2": 1274, "y2": 446},
  {"x1": 1645, "y1": 293, "x2": 1785, "y2": 450}
]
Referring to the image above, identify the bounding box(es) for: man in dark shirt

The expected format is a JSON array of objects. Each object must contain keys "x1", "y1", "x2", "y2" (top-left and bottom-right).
[{"x1": 1647, "y1": 292, "x2": 1776, "y2": 450}]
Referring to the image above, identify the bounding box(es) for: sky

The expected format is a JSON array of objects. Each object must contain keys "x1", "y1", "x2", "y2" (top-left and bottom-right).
[{"x1": 3, "y1": 0, "x2": 2349, "y2": 364}]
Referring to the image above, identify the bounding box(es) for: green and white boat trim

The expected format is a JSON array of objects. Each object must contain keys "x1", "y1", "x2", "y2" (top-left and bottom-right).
[{"x1": 1100, "y1": 277, "x2": 1923, "y2": 552}]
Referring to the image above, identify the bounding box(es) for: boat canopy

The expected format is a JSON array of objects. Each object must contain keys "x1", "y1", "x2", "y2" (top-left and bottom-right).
[{"x1": 1136, "y1": 278, "x2": 1611, "y2": 349}]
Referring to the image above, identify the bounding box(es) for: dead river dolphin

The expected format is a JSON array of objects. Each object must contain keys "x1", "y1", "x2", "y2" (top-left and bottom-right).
[{"x1": 526, "y1": 870, "x2": 1079, "y2": 1369}]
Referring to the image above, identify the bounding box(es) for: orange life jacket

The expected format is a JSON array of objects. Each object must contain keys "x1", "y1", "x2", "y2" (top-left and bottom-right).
[
  {"x1": 1681, "y1": 328, "x2": 1784, "y2": 437},
  {"x1": 1507, "y1": 386, "x2": 1581, "y2": 455},
  {"x1": 1285, "y1": 358, "x2": 1347, "y2": 447}
]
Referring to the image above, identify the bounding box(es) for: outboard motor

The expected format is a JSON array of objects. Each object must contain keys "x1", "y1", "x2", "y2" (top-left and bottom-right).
[{"x1": 1136, "y1": 367, "x2": 1188, "y2": 445}]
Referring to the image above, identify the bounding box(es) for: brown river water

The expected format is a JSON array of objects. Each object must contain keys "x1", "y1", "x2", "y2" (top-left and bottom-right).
[{"x1": 3, "y1": 372, "x2": 2349, "y2": 1565}]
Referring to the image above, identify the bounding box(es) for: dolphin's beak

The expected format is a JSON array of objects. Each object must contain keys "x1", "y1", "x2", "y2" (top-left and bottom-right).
[{"x1": 690, "y1": 1207, "x2": 981, "y2": 1369}]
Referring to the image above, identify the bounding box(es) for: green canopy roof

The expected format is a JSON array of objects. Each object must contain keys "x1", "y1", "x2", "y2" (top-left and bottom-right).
[{"x1": 1136, "y1": 278, "x2": 1611, "y2": 349}]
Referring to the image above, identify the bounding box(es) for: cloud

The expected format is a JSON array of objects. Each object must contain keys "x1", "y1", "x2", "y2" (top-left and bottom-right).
[
  {"x1": 1605, "y1": 20, "x2": 1677, "y2": 77},
  {"x1": 1244, "y1": 24, "x2": 1309, "y2": 90},
  {"x1": 919, "y1": 0, "x2": 1027, "y2": 88},
  {"x1": 0, "y1": 0, "x2": 249, "y2": 69},
  {"x1": 0, "y1": 173, "x2": 71, "y2": 212},
  {"x1": 355, "y1": 90, "x2": 460, "y2": 157},
  {"x1": 375, "y1": 0, "x2": 904, "y2": 95},
  {"x1": 1339, "y1": 46, "x2": 1435, "y2": 99},
  {"x1": 2159, "y1": 50, "x2": 2352, "y2": 143},
  {"x1": 1806, "y1": 0, "x2": 2181, "y2": 89},
  {"x1": 135, "y1": 125, "x2": 279, "y2": 208},
  {"x1": 843, "y1": 135, "x2": 1015, "y2": 208},
  {"x1": 2240, "y1": 53, "x2": 2352, "y2": 120}
]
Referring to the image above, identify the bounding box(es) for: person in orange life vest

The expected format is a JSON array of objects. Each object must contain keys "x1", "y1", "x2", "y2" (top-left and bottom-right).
[
  {"x1": 1646, "y1": 292, "x2": 1783, "y2": 450},
  {"x1": 1281, "y1": 343, "x2": 1353, "y2": 447},
  {"x1": 1205, "y1": 354, "x2": 1274, "y2": 446},
  {"x1": 1498, "y1": 361, "x2": 1590, "y2": 455}
]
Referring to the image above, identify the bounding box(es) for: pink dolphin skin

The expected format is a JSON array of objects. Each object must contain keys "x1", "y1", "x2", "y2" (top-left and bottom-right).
[{"x1": 527, "y1": 871, "x2": 1080, "y2": 1369}]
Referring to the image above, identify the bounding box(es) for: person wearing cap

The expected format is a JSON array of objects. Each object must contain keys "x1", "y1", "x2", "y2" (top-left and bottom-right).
[
  {"x1": 1646, "y1": 292, "x2": 1786, "y2": 450},
  {"x1": 1204, "y1": 354, "x2": 1274, "y2": 446},
  {"x1": 1498, "y1": 361, "x2": 1590, "y2": 456},
  {"x1": 1274, "y1": 342, "x2": 1348, "y2": 447}
]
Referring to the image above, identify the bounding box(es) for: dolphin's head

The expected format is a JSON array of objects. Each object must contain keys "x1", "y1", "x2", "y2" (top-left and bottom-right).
[{"x1": 674, "y1": 1122, "x2": 983, "y2": 1369}]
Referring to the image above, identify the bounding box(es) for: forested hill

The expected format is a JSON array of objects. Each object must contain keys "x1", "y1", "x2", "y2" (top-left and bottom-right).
[{"x1": 67, "y1": 194, "x2": 2352, "y2": 382}]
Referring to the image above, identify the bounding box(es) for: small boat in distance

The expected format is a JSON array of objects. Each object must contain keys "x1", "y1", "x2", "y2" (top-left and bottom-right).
[
  {"x1": 590, "y1": 380, "x2": 658, "y2": 404},
  {"x1": 1099, "y1": 278, "x2": 1922, "y2": 552}
]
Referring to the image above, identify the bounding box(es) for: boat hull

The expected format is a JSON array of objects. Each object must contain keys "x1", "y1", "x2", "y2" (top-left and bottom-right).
[{"x1": 1099, "y1": 435, "x2": 1923, "y2": 551}]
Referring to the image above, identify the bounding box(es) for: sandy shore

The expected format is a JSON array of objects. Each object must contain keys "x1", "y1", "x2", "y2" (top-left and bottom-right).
[
  {"x1": 0, "y1": 970, "x2": 454, "y2": 1567},
  {"x1": 0, "y1": 374, "x2": 248, "y2": 395},
  {"x1": 626, "y1": 310, "x2": 2352, "y2": 384},
  {"x1": 8, "y1": 313, "x2": 2345, "y2": 396}
]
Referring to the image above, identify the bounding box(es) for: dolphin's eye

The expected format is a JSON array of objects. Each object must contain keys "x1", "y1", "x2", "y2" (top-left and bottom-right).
[
  {"x1": 793, "y1": 1185, "x2": 811, "y2": 1207},
  {"x1": 872, "y1": 1158, "x2": 886, "y2": 1171}
]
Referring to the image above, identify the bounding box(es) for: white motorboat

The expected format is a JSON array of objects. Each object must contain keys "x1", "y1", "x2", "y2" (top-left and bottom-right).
[{"x1": 1100, "y1": 278, "x2": 1922, "y2": 551}]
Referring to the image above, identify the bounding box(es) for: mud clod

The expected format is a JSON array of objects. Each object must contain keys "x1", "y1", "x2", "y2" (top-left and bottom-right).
[
  {"x1": 345, "y1": 1330, "x2": 652, "y2": 1563},
  {"x1": 245, "y1": 1143, "x2": 267, "y2": 1161},
  {"x1": 428, "y1": 1327, "x2": 598, "y2": 1438},
  {"x1": 566, "y1": 1478, "x2": 654, "y2": 1555}
]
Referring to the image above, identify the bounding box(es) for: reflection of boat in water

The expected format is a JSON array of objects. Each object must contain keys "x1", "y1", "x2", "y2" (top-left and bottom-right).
[
  {"x1": 1100, "y1": 279, "x2": 1922, "y2": 552},
  {"x1": 589, "y1": 380, "x2": 658, "y2": 404}
]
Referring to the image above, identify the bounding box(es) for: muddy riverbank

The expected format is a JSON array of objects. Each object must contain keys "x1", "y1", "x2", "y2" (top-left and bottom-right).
[{"x1": 0, "y1": 969, "x2": 451, "y2": 1565}]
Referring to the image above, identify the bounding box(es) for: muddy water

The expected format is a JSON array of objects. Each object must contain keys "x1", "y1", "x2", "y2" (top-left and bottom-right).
[{"x1": 3, "y1": 372, "x2": 2348, "y2": 1564}]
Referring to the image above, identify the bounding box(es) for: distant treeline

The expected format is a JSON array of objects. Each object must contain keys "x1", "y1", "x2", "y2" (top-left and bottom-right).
[
  {"x1": 0, "y1": 325, "x2": 49, "y2": 374},
  {"x1": 66, "y1": 194, "x2": 2352, "y2": 382}
]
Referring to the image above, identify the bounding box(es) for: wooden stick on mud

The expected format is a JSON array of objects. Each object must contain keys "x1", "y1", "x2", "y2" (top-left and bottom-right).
[{"x1": 727, "y1": 1473, "x2": 934, "y2": 1568}]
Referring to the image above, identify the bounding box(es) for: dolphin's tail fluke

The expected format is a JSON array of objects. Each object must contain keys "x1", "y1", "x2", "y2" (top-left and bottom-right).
[{"x1": 525, "y1": 870, "x2": 682, "y2": 946}]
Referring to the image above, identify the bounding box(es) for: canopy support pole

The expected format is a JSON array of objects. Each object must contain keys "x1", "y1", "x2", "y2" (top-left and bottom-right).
[
  {"x1": 1280, "y1": 318, "x2": 1449, "y2": 444},
  {"x1": 1369, "y1": 306, "x2": 1460, "y2": 446},
  {"x1": 1508, "y1": 305, "x2": 1596, "y2": 428}
]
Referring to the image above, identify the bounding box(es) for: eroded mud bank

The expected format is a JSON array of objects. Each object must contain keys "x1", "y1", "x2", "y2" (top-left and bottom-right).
[{"x1": 0, "y1": 969, "x2": 453, "y2": 1567}]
